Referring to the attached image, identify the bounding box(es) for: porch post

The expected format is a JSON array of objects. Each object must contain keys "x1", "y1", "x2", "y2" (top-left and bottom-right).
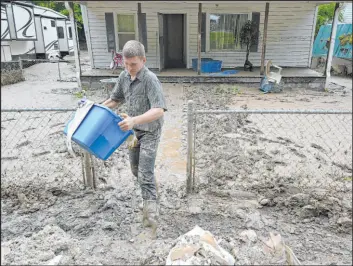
[
  {"x1": 325, "y1": 2, "x2": 341, "y2": 88},
  {"x1": 65, "y1": 1, "x2": 81, "y2": 88},
  {"x1": 260, "y1": 2, "x2": 269, "y2": 75},
  {"x1": 137, "y1": 3, "x2": 142, "y2": 43},
  {"x1": 197, "y1": 3, "x2": 202, "y2": 75}
]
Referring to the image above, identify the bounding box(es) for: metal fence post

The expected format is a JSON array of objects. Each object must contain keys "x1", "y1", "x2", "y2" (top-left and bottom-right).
[
  {"x1": 57, "y1": 60, "x2": 62, "y2": 81},
  {"x1": 186, "y1": 100, "x2": 194, "y2": 194},
  {"x1": 19, "y1": 57, "x2": 23, "y2": 70},
  {"x1": 83, "y1": 151, "x2": 95, "y2": 189}
]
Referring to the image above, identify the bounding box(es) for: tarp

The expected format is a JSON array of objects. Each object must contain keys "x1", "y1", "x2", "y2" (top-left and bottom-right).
[{"x1": 312, "y1": 23, "x2": 352, "y2": 60}]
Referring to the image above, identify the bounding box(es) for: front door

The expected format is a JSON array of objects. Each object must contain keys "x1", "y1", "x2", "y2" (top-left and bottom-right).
[{"x1": 164, "y1": 14, "x2": 185, "y2": 68}]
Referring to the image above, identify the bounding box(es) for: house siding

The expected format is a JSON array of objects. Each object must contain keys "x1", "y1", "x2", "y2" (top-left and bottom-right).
[
  {"x1": 342, "y1": 3, "x2": 352, "y2": 24},
  {"x1": 85, "y1": 1, "x2": 318, "y2": 69}
]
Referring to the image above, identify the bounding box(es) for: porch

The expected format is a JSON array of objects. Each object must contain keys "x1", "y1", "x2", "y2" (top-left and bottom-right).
[{"x1": 81, "y1": 67, "x2": 325, "y2": 90}]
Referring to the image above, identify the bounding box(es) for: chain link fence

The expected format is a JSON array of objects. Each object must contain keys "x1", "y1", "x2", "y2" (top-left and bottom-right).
[
  {"x1": 1, "y1": 109, "x2": 87, "y2": 200},
  {"x1": 20, "y1": 58, "x2": 77, "y2": 82},
  {"x1": 1, "y1": 58, "x2": 77, "y2": 86},
  {"x1": 186, "y1": 103, "x2": 352, "y2": 218}
]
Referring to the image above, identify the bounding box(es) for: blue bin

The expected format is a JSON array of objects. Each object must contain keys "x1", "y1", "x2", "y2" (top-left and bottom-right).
[
  {"x1": 192, "y1": 58, "x2": 222, "y2": 73},
  {"x1": 63, "y1": 104, "x2": 133, "y2": 160}
]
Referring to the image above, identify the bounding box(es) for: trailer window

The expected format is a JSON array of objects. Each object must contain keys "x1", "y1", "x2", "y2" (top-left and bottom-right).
[
  {"x1": 57, "y1": 26, "x2": 64, "y2": 39},
  {"x1": 68, "y1": 27, "x2": 72, "y2": 39},
  {"x1": 51, "y1": 20, "x2": 55, "y2": 27}
]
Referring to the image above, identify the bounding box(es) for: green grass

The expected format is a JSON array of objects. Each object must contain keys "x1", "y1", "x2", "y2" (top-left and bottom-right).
[
  {"x1": 343, "y1": 176, "x2": 352, "y2": 181},
  {"x1": 73, "y1": 89, "x2": 86, "y2": 99},
  {"x1": 215, "y1": 85, "x2": 241, "y2": 95},
  {"x1": 210, "y1": 31, "x2": 236, "y2": 49}
]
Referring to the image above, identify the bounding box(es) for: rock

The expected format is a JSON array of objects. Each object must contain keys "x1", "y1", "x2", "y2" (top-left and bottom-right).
[
  {"x1": 341, "y1": 199, "x2": 352, "y2": 211},
  {"x1": 300, "y1": 205, "x2": 317, "y2": 218},
  {"x1": 230, "y1": 190, "x2": 257, "y2": 200},
  {"x1": 102, "y1": 222, "x2": 116, "y2": 231},
  {"x1": 310, "y1": 188, "x2": 327, "y2": 201},
  {"x1": 1, "y1": 245, "x2": 11, "y2": 265},
  {"x1": 239, "y1": 229, "x2": 257, "y2": 242},
  {"x1": 246, "y1": 212, "x2": 264, "y2": 230},
  {"x1": 285, "y1": 193, "x2": 309, "y2": 207},
  {"x1": 231, "y1": 208, "x2": 247, "y2": 220},
  {"x1": 45, "y1": 255, "x2": 63, "y2": 265},
  {"x1": 165, "y1": 225, "x2": 235, "y2": 265},
  {"x1": 189, "y1": 206, "x2": 202, "y2": 214},
  {"x1": 78, "y1": 210, "x2": 92, "y2": 218},
  {"x1": 260, "y1": 198, "x2": 270, "y2": 206},
  {"x1": 337, "y1": 217, "x2": 352, "y2": 227},
  {"x1": 237, "y1": 200, "x2": 261, "y2": 210}
]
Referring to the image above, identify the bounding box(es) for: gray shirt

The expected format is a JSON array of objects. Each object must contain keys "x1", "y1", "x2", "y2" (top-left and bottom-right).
[{"x1": 110, "y1": 66, "x2": 167, "y2": 133}]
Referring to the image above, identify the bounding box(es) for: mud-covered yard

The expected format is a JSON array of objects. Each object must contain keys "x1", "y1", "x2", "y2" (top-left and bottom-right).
[{"x1": 1, "y1": 61, "x2": 352, "y2": 265}]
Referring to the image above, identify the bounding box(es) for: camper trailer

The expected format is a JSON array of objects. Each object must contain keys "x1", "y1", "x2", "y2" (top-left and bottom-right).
[{"x1": 1, "y1": 1, "x2": 74, "y2": 61}]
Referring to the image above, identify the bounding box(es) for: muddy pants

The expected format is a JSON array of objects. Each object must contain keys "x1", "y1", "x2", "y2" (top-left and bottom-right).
[{"x1": 129, "y1": 129, "x2": 161, "y2": 200}]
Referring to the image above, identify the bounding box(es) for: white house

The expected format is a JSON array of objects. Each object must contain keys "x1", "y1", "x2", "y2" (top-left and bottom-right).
[
  {"x1": 342, "y1": 2, "x2": 352, "y2": 24},
  {"x1": 80, "y1": 1, "x2": 349, "y2": 74}
]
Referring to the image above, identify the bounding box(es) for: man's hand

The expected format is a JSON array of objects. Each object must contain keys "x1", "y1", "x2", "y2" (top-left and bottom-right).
[
  {"x1": 102, "y1": 98, "x2": 120, "y2": 109},
  {"x1": 118, "y1": 113, "x2": 136, "y2": 131}
]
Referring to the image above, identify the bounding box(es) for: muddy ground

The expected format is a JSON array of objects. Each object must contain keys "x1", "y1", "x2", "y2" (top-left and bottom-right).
[{"x1": 1, "y1": 59, "x2": 352, "y2": 265}]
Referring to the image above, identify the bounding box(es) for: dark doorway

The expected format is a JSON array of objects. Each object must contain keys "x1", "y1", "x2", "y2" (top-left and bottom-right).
[{"x1": 163, "y1": 14, "x2": 185, "y2": 68}]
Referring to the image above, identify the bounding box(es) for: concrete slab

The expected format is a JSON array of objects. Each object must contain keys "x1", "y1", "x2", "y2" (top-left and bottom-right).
[{"x1": 81, "y1": 67, "x2": 323, "y2": 78}]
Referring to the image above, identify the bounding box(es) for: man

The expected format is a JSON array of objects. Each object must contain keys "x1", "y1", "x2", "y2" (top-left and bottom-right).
[{"x1": 103, "y1": 40, "x2": 167, "y2": 233}]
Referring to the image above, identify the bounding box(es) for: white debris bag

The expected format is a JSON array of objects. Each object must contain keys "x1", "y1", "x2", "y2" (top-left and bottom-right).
[
  {"x1": 66, "y1": 99, "x2": 95, "y2": 157},
  {"x1": 166, "y1": 225, "x2": 235, "y2": 265}
]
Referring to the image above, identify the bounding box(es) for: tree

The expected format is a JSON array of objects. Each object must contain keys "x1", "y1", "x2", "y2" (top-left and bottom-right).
[
  {"x1": 315, "y1": 3, "x2": 344, "y2": 37},
  {"x1": 28, "y1": 1, "x2": 84, "y2": 38},
  {"x1": 239, "y1": 20, "x2": 258, "y2": 71}
]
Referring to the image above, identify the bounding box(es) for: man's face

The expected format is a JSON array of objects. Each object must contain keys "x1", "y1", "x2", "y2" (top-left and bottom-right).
[{"x1": 123, "y1": 56, "x2": 146, "y2": 76}]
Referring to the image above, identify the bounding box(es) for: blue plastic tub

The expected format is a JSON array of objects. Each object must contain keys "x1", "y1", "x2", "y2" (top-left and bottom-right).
[
  {"x1": 209, "y1": 70, "x2": 239, "y2": 76},
  {"x1": 192, "y1": 58, "x2": 222, "y2": 73},
  {"x1": 63, "y1": 104, "x2": 133, "y2": 160}
]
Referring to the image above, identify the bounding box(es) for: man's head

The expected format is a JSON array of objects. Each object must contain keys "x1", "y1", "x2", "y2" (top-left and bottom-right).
[{"x1": 122, "y1": 40, "x2": 146, "y2": 76}]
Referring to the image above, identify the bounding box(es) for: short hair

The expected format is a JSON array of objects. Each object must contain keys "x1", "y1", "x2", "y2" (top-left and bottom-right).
[{"x1": 122, "y1": 40, "x2": 145, "y2": 58}]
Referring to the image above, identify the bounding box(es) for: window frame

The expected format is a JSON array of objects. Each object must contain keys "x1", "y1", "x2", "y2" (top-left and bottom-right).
[
  {"x1": 67, "y1": 26, "x2": 72, "y2": 40},
  {"x1": 57, "y1": 26, "x2": 65, "y2": 39},
  {"x1": 206, "y1": 12, "x2": 252, "y2": 52},
  {"x1": 113, "y1": 12, "x2": 138, "y2": 51}
]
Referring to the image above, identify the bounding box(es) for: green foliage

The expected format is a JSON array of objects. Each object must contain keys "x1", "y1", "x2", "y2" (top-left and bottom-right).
[
  {"x1": 74, "y1": 89, "x2": 86, "y2": 98},
  {"x1": 29, "y1": 1, "x2": 83, "y2": 29},
  {"x1": 215, "y1": 85, "x2": 241, "y2": 95},
  {"x1": 210, "y1": 32, "x2": 235, "y2": 49},
  {"x1": 239, "y1": 20, "x2": 258, "y2": 61},
  {"x1": 315, "y1": 3, "x2": 344, "y2": 37}
]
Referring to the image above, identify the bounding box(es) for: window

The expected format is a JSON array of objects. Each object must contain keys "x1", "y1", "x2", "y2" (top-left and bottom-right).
[
  {"x1": 201, "y1": 13, "x2": 206, "y2": 52},
  {"x1": 116, "y1": 14, "x2": 136, "y2": 50},
  {"x1": 57, "y1": 26, "x2": 64, "y2": 39},
  {"x1": 105, "y1": 13, "x2": 116, "y2": 52},
  {"x1": 209, "y1": 13, "x2": 249, "y2": 51},
  {"x1": 68, "y1": 27, "x2": 72, "y2": 39},
  {"x1": 51, "y1": 20, "x2": 55, "y2": 27}
]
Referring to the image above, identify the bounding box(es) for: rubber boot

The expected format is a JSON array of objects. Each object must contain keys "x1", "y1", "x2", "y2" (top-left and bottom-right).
[
  {"x1": 142, "y1": 200, "x2": 158, "y2": 238},
  {"x1": 134, "y1": 187, "x2": 144, "y2": 211}
]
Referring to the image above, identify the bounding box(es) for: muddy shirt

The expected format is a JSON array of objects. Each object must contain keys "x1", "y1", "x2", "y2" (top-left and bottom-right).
[{"x1": 110, "y1": 66, "x2": 167, "y2": 133}]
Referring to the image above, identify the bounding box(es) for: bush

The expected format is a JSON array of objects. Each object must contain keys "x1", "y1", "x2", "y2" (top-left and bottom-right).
[{"x1": 1, "y1": 69, "x2": 24, "y2": 86}]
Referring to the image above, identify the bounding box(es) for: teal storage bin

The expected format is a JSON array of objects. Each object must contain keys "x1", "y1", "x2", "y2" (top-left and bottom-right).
[{"x1": 63, "y1": 104, "x2": 133, "y2": 160}]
